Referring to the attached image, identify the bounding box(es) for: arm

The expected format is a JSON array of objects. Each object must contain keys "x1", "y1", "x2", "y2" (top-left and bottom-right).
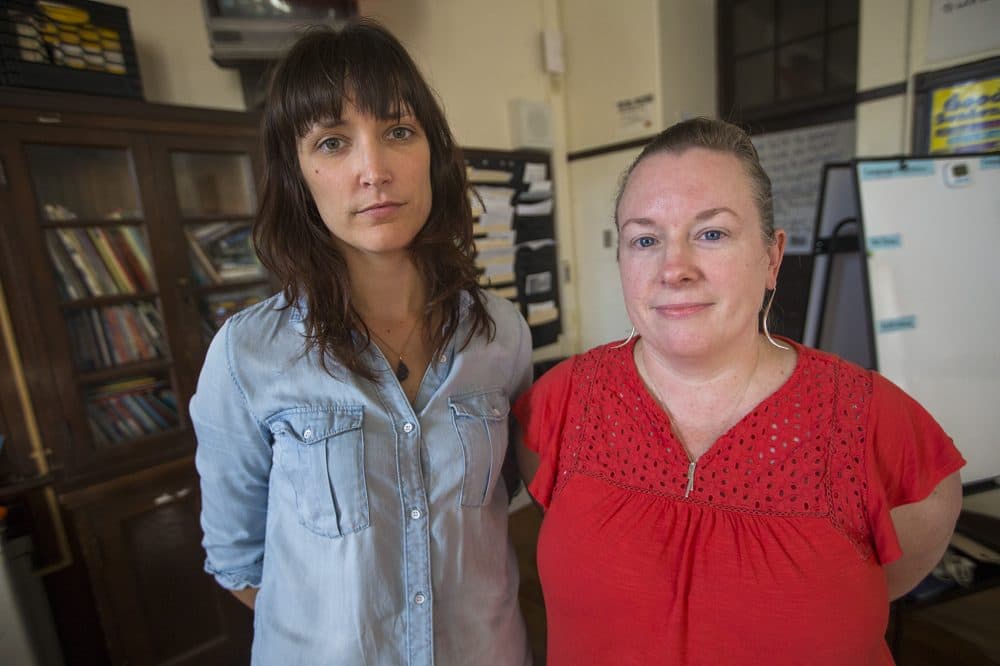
[
  {"x1": 192, "y1": 320, "x2": 271, "y2": 606},
  {"x1": 514, "y1": 419, "x2": 541, "y2": 488},
  {"x1": 884, "y1": 470, "x2": 963, "y2": 600},
  {"x1": 231, "y1": 587, "x2": 259, "y2": 610}
]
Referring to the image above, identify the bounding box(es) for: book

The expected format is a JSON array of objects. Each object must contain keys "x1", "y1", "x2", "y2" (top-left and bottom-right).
[
  {"x1": 55, "y1": 228, "x2": 104, "y2": 296},
  {"x1": 119, "y1": 226, "x2": 155, "y2": 289},
  {"x1": 72, "y1": 229, "x2": 119, "y2": 295},
  {"x1": 46, "y1": 233, "x2": 85, "y2": 299},
  {"x1": 87, "y1": 227, "x2": 136, "y2": 292},
  {"x1": 185, "y1": 227, "x2": 222, "y2": 284},
  {"x1": 108, "y1": 229, "x2": 152, "y2": 292}
]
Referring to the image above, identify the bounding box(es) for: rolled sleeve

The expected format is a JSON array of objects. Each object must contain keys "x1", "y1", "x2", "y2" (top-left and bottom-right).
[{"x1": 191, "y1": 319, "x2": 272, "y2": 590}]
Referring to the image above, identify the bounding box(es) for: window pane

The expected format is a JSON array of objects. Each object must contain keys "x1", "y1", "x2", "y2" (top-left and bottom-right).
[
  {"x1": 732, "y1": 0, "x2": 775, "y2": 55},
  {"x1": 778, "y1": 0, "x2": 824, "y2": 42},
  {"x1": 734, "y1": 51, "x2": 775, "y2": 109},
  {"x1": 170, "y1": 152, "x2": 256, "y2": 218},
  {"x1": 25, "y1": 145, "x2": 143, "y2": 221},
  {"x1": 778, "y1": 38, "x2": 823, "y2": 100},
  {"x1": 829, "y1": 0, "x2": 859, "y2": 27},
  {"x1": 827, "y1": 27, "x2": 858, "y2": 90}
]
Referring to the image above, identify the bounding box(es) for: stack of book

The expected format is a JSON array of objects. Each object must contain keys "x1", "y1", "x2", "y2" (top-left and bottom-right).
[
  {"x1": 46, "y1": 226, "x2": 154, "y2": 299},
  {"x1": 66, "y1": 302, "x2": 166, "y2": 371},
  {"x1": 85, "y1": 377, "x2": 178, "y2": 447},
  {"x1": 185, "y1": 222, "x2": 266, "y2": 285}
]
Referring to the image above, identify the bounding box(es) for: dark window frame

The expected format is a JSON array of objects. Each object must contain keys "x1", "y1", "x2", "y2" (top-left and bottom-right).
[{"x1": 717, "y1": 0, "x2": 859, "y2": 131}]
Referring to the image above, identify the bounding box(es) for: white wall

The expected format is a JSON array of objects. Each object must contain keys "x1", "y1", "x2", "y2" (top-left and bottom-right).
[
  {"x1": 560, "y1": 0, "x2": 662, "y2": 151},
  {"x1": 118, "y1": 0, "x2": 244, "y2": 110},
  {"x1": 658, "y1": 0, "x2": 717, "y2": 126},
  {"x1": 856, "y1": 0, "x2": 1000, "y2": 156}
]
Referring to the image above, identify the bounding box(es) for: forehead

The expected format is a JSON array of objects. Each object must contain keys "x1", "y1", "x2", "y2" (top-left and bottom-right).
[{"x1": 621, "y1": 148, "x2": 756, "y2": 213}]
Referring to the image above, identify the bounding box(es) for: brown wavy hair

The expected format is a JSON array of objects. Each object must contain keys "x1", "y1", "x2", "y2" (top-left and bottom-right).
[{"x1": 253, "y1": 19, "x2": 494, "y2": 379}]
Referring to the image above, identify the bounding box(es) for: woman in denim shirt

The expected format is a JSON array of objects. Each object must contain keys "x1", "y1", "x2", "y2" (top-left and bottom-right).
[{"x1": 191, "y1": 20, "x2": 533, "y2": 665}]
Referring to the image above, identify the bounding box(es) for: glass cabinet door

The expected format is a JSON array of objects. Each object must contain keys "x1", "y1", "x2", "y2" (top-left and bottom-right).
[
  {"x1": 168, "y1": 150, "x2": 270, "y2": 346},
  {"x1": 21, "y1": 138, "x2": 180, "y2": 454}
]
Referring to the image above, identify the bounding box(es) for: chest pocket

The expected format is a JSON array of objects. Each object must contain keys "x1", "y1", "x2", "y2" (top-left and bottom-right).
[
  {"x1": 449, "y1": 388, "x2": 509, "y2": 508},
  {"x1": 267, "y1": 406, "x2": 368, "y2": 538}
]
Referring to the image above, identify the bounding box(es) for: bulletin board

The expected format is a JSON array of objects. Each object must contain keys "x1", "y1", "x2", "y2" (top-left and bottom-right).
[{"x1": 855, "y1": 154, "x2": 1000, "y2": 485}]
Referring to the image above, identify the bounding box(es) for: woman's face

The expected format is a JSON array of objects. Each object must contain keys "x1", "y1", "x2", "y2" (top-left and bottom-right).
[
  {"x1": 297, "y1": 101, "x2": 432, "y2": 262},
  {"x1": 617, "y1": 148, "x2": 785, "y2": 360}
]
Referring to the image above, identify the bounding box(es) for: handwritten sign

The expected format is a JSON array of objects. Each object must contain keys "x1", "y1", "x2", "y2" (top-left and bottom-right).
[{"x1": 752, "y1": 121, "x2": 856, "y2": 255}]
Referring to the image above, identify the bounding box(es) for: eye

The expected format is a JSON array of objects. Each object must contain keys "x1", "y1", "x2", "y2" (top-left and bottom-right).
[
  {"x1": 318, "y1": 136, "x2": 343, "y2": 152},
  {"x1": 630, "y1": 235, "x2": 658, "y2": 249},
  {"x1": 698, "y1": 229, "x2": 726, "y2": 241},
  {"x1": 388, "y1": 126, "x2": 415, "y2": 141}
]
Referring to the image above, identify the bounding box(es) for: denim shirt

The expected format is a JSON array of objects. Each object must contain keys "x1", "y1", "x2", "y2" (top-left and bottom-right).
[{"x1": 191, "y1": 290, "x2": 533, "y2": 666}]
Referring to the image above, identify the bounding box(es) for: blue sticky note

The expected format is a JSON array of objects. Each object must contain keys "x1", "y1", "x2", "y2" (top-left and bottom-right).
[
  {"x1": 867, "y1": 234, "x2": 902, "y2": 250},
  {"x1": 878, "y1": 315, "x2": 917, "y2": 334}
]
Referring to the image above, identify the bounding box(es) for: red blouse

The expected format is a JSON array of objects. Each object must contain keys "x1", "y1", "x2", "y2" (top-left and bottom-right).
[{"x1": 514, "y1": 339, "x2": 964, "y2": 666}]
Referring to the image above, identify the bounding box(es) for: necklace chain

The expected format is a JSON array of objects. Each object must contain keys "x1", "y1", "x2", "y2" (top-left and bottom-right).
[{"x1": 366, "y1": 318, "x2": 421, "y2": 382}]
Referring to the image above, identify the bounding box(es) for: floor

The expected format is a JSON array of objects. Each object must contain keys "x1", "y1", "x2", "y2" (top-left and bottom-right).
[{"x1": 508, "y1": 507, "x2": 1000, "y2": 666}]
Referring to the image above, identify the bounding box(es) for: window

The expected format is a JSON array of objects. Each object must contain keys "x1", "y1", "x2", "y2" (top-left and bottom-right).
[{"x1": 718, "y1": 0, "x2": 858, "y2": 127}]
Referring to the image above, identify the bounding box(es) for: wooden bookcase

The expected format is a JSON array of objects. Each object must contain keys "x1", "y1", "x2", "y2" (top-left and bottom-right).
[{"x1": 0, "y1": 88, "x2": 265, "y2": 665}]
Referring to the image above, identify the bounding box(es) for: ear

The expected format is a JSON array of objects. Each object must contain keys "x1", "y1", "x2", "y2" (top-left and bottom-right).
[{"x1": 766, "y1": 229, "x2": 786, "y2": 290}]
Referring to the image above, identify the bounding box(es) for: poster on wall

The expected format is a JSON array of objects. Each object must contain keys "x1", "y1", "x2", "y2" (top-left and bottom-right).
[
  {"x1": 752, "y1": 121, "x2": 856, "y2": 255},
  {"x1": 928, "y1": 76, "x2": 1000, "y2": 153},
  {"x1": 925, "y1": 0, "x2": 1000, "y2": 64}
]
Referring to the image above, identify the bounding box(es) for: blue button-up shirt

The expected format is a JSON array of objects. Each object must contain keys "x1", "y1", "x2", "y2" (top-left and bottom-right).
[{"x1": 191, "y1": 291, "x2": 533, "y2": 665}]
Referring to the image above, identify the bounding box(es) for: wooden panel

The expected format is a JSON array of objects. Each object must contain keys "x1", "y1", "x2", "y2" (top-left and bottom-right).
[{"x1": 63, "y1": 459, "x2": 252, "y2": 665}]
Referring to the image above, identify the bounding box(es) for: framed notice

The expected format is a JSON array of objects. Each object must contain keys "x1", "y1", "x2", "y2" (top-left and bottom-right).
[{"x1": 912, "y1": 56, "x2": 1000, "y2": 154}]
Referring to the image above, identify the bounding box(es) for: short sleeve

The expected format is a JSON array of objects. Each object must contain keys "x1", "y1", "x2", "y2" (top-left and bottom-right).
[
  {"x1": 512, "y1": 357, "x2": 576, "y2": 509},
  {"x1": 864, "y1": 372, "x2": 966, "y2": 564}
]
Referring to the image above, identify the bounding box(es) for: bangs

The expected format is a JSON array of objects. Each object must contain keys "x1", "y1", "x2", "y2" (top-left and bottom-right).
[{"x1": 280, "y1": 28, "x2": 426, "y2": 138}]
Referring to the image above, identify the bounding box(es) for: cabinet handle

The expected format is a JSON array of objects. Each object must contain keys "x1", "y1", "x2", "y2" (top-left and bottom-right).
[
  {"x1": 0, "y1": 157, "x2": 7, "y2": 188},
  {"x1": 36, "y1": 114, "x2": 62, "y2": 124},
  {"x1": 153, "y1": 486, "x2": 193, "y2": 506},
  {"x1": 153, "y1": 492, "x2": 174, "y2": 506}
]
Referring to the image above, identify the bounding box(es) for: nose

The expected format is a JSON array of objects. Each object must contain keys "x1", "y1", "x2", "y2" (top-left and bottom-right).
[
  {"x1": 357, "y1": 140, "x2": 392, "y2": 187},
  {"x1": 658, "y1": 241, "x2": 699, "y2": 285}
]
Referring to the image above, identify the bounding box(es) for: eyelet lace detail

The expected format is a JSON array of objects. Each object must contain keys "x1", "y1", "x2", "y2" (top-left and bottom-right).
[{"x1": 553, "y1": 340, "x2": 875, "y2": 558}]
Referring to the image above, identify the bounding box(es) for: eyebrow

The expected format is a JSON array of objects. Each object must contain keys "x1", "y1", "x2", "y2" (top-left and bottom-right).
[{"x1": 621, "y1": 207, "x2": 736, "y2": 229}]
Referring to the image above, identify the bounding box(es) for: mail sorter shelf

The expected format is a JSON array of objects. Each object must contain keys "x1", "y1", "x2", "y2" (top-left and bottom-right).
[{"x1": 464, "y1": 147, "x2": 562, "y2": 349}]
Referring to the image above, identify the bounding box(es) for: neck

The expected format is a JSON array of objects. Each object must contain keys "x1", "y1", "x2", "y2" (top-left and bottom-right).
[
  {"x1": 640, "y1": 332, "x2": 764, "y2": 391},
  {"x1": 348, "y1": 252, "x2": 427, "y2": 323}
]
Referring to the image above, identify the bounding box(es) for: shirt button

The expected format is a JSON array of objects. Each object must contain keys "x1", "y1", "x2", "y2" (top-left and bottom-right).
[
  {"x1": 492, "y1": 408, "x2": 501, "y2": 416},
  {"x1": 439, "y1": 354, "x2": 447, "y2": 363},
  {"x1": 402, "y1": 422, "x2": 414, "y2": 434},
  {"x1": 409, "y1": 508, "x2": 422, "y2": 520},
  {"x1": 413, "y1": 592, "x2": 426, "y2": 605},
  {"x1": 302, "y1": 428, "x2": 313, "y2": 440}
]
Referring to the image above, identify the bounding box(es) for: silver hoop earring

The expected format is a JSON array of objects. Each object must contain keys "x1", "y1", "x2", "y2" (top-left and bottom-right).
[
  {"x1": 612, "y1": 326, "x2": 637, "y2": 349},
  {"x1": 762, "y1": 289, "x2": 790, "y2": 350}
]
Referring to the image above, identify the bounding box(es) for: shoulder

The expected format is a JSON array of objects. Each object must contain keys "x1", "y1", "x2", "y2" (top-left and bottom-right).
[
  {"x1": 225, "y1": 291, "x2": 288, "y2": 332},
  {"x1": 790, "y1": 341, "x2": 874, "y2": 396},
  {"x1": 480, "y1": 289, "x2": 524, "y2": 326}
]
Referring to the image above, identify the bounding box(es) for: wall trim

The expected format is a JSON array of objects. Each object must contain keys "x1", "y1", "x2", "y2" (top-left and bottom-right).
[{"x1": 855, "y1": 82, "x2": 908, "y2": 104}]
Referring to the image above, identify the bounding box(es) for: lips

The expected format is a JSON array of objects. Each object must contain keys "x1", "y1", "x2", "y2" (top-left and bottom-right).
[
  {"x1": 356, "y1": 201, "x2": 403, "y2": 214},
  {"x1": 653, "y1": 302, "x2": 710, "y2": 318}
]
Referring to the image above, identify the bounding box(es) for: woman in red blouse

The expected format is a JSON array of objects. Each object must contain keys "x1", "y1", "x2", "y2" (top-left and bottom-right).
[{"x1": 514, "y1": 118, "x2": 964, "y2": 665}]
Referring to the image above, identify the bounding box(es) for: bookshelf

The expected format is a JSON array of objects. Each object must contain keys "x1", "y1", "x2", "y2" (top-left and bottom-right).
[{"x1": 0, "y1": 89, "x2": 262, "y2": 664}]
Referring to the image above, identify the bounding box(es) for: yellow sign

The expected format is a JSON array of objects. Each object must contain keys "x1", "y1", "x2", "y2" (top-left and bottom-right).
[{"x1": 929, "y1": 77, "x2": 1000, "y2": 153}]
